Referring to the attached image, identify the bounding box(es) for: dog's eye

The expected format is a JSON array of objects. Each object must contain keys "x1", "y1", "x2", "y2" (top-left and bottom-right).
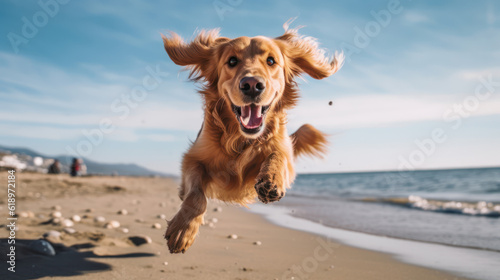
[
  {"x1": 267, "y1": 57, "x2": 275, "y2": 66},
  {"x1": 228, "y1": 56, "x2": 238, "y2": 67}
]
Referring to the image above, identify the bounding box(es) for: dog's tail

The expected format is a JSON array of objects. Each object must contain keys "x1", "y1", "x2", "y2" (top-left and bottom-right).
[{"x1": 290, "y1": 124, "x2": 328, "y2": 159}]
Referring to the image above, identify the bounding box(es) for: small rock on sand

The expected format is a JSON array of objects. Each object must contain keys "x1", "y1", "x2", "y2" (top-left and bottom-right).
[
  {"x1": 152, "y1": 223, "x2": 162, "y2": 229},
  {"x1": 157, "y1": 214, "x2": 166, "y2": 219},
  {"x1": 208, "y1": 222, "x2": 215, "y2": 228},
  {"x1": 163, "y1": 261, "x2": 168, "y2": 266},
  {"x1": 19, "y1": 211, "x2": 35, "y2": 218},
  {"x1": 213, "y1": 206, "x2": 222, "y2": 212},
  {"x1": 117, "y1": 209, "x2": 128, "y2": 215},
  {"x1": 52, "y1": 205, "x2": 62, "y2": 211},
  {"x1": 43, "y1": 230, "x2": 61, "y2": 239},
  {"x1": 105, "y1": 220, "x2": 120, "y2": 229},
  {"x1": 228, "y1": 234, "x2": 238, "y2": 239},
  {"x1": 51, "y1": 211, "x2": 62, "y2": 218},
  {"x1": 85, "y1": 208, "x2": 94, "y2": 213},
  {"x1": 63, "y1": 228, "x2": 76, "y2": 234},
  {"x1": 71, "y1": 215, "x2": 81, "y2": 222},
  {"x1": 61, "y1": 219, "x2": 74, "y2": 227},
  {"x1": 30, "y1": 240, "x2": 56, "y2": 256},
  {"x1": 253, "y1": 241, "x2": 262, "y2": 246},
  {"x1": 128, "y1": 235, "x2": 152, "y2": 246},
  {"x1": 121, "y1": 228, "x2": 129, "y2": 233},
  {"x1": 51, "y1": 218, "x2": 61, "y2": 225},
  {"x1": 210, "y1": 218, "x2": 218, "y2": 223},
  {"x1": 94, "y1": 216, "x2": 106, "y2": 223}
]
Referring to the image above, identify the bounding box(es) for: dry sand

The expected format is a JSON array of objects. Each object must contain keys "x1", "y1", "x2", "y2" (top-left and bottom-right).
[{"x1": 0, "y1": 172, "x2": 468, "y2": 280}]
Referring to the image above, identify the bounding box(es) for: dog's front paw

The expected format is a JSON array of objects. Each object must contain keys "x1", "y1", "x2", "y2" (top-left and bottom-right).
[
  {"x1": 164, "y1": 213, "x2": 201, "y2": 254},
  {"x1": 254, "y1": 175, "x2": 285, "y2": 204}
]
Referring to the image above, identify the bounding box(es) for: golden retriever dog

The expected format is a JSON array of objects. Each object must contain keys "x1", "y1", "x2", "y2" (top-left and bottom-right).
[{"x1": 162, "y1": 23, "x2": 343, "y2": 253}]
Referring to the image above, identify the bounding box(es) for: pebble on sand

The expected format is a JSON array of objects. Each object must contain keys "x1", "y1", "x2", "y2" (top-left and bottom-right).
[
  {"x1": 85, "y1": 208, "x2": 94, "y2": 213},
  {"x1": 210, "y1": 218, "x2": 218, "y2": 223},
  {"x1": 105, "y1": 220, "x2": 121, "y2": 229},
  {"x1": 117, "y1": 209, "x2": 128, "y2": 215},
  {"x1": 121, "y1": 228, "x2": 129, "y2": 233},
  {"x1": 208, "y1": 222, "x2": 216, "y2": 228},
  {"x1": 51, "y1": 218, "x2": 61, "y2": 225},
  {"x1": 228, "y1": 234, "x2": 238, "y2": 239},
  {"x1": 30, "y1": 240, "x2": 56, "y2": 256},
  {"x1": 52, "y1": 205, "x2": 62, "y2": 211},
  {"x1": 163, "y1": 261, "x2": 168, "y2": 266},
  {"x1": 213, "y1": 206, "x2": 222, "y2": 212},
  {"x1": 19, "y1": 211, "x2": 35, "y2": 218},
  {"x1": 61, "y1": 219, "x2": 74, "y2": 227},
  {"x1": 63, "y1": 228, "x2": 76, "y2": 234},
  {"x1": 94, "y1": 216, "x2": 106, "y2": 223},
  {"x1": 71, "y1": 215, "x2": 81, "y2": 222},
  {"x1": 43, "y1": 230, "x2": 61, "y2": 239},
  {"x1": 51, "y1": 211, "x2": 62, "y2": 218},
  {"x1": 152, "y1": 223, "x2": 162, "y2": 229},
  {"x1": 253, "y1": 241, "x2": 262, "y2": 246},
  {"x1": 128, "y1": 235, "x2": 152, "y2": 246},
  {"x1": 157, "y1": 214, "x2": 166, "y2": 219}
]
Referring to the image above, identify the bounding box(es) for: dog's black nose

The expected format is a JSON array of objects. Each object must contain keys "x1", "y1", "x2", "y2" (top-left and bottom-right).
[{"x1": 239, "y1": 76, "x2": 265, "y2": 98}]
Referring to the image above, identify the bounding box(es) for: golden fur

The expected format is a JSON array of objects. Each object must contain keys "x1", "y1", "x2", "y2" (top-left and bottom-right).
[{"x1": 162, "y1": 23, "x2": 343, "y2": 253}]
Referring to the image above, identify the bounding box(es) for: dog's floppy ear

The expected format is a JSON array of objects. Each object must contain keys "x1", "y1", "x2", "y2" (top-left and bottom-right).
[
  {"x1": 276, "y1": 27, "x2": 344, "y2": 80},
  {"x1": 162, "y1": 29, "x2": 229, "y2": 82}
]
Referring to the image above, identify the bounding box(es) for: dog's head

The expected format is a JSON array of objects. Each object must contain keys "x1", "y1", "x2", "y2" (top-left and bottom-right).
[{"x1": 163, "y1": 25, "x2": 343, "y2": 138}]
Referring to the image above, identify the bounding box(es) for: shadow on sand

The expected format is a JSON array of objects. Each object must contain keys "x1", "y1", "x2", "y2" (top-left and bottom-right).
[{"x1": 0, "y1": 238, "x2": 155, "y2": 280}]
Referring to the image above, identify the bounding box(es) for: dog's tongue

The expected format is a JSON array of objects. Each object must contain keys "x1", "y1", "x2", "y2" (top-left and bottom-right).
[{"x1": 240, "y1": 104, "x2": 262, "y2": 129}]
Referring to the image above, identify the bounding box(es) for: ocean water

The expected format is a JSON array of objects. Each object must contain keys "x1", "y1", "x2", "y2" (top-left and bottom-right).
[{"x1": 278, "y1": 167, "x2": 500, "y2": 251}]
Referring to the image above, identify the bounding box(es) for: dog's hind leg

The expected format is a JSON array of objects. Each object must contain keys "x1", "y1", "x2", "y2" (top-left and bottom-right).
[{"x1": 164, "y1": 166, "x2": 207, "y2": 253}]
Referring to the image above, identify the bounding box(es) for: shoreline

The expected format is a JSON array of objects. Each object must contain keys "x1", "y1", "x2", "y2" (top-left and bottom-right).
[
  {"x1": 279, "y1": 195, "x2": 500, "y2": 253},
  {"x1": 0, "y1": 172, "x2": 476, "y2": 279},
  {"x1": 248, "y1": 203, "x2": 500, "y2": 280}
]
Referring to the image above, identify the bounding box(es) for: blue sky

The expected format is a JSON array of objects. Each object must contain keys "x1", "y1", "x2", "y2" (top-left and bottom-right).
[{"x1": 1, "y1": 0, "x2": 499, "y2": 175}]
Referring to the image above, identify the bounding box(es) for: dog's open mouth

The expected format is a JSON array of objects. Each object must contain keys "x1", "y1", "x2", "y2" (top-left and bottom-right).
[{"x1": 232, "y1": 104, "x2": 270, "y2": 135}]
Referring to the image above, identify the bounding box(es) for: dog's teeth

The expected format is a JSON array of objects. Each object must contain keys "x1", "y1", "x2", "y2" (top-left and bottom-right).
[
  {"x1": 256, "y1": 106, "x2": 262, "y2": 118},
  {"x1": 241, "y1": 116, "x2": 250, "y2": 126}
]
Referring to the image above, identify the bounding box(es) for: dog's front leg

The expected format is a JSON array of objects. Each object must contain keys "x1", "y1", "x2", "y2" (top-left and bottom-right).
[
  {"x1": 255, "y1": 152, "x2": 292, "y2": 204},
  {"x1": 164, "y1": 173, "x2": 207, "y2": 253}
]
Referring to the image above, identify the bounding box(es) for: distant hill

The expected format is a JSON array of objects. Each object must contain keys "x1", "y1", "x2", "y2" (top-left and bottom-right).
[{"x1": 0, "y1": 145, "x2": 174, "y2": 177}]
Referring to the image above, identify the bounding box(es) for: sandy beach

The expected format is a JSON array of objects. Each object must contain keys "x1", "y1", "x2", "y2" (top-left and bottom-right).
[{"x1": 0, "y1": 171, "x2": 468, "y2": 280}]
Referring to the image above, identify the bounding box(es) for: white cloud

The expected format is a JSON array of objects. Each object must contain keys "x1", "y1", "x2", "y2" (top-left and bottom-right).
[
  {"x1": 457, "y1": 68, "x2": 500, "y2": 81},
  {"x1": 142, "y1": 134, "x2": 176, "y2": 142},
  {"x1": 288, "y1": 93, "x2": 500, "y2": 131},
  {"x1": 0, "y1": 123, "x2": 82, "y2": 140},
  {"x1": 0, "y1": 52, "x2": 134, "y2": 112}
]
